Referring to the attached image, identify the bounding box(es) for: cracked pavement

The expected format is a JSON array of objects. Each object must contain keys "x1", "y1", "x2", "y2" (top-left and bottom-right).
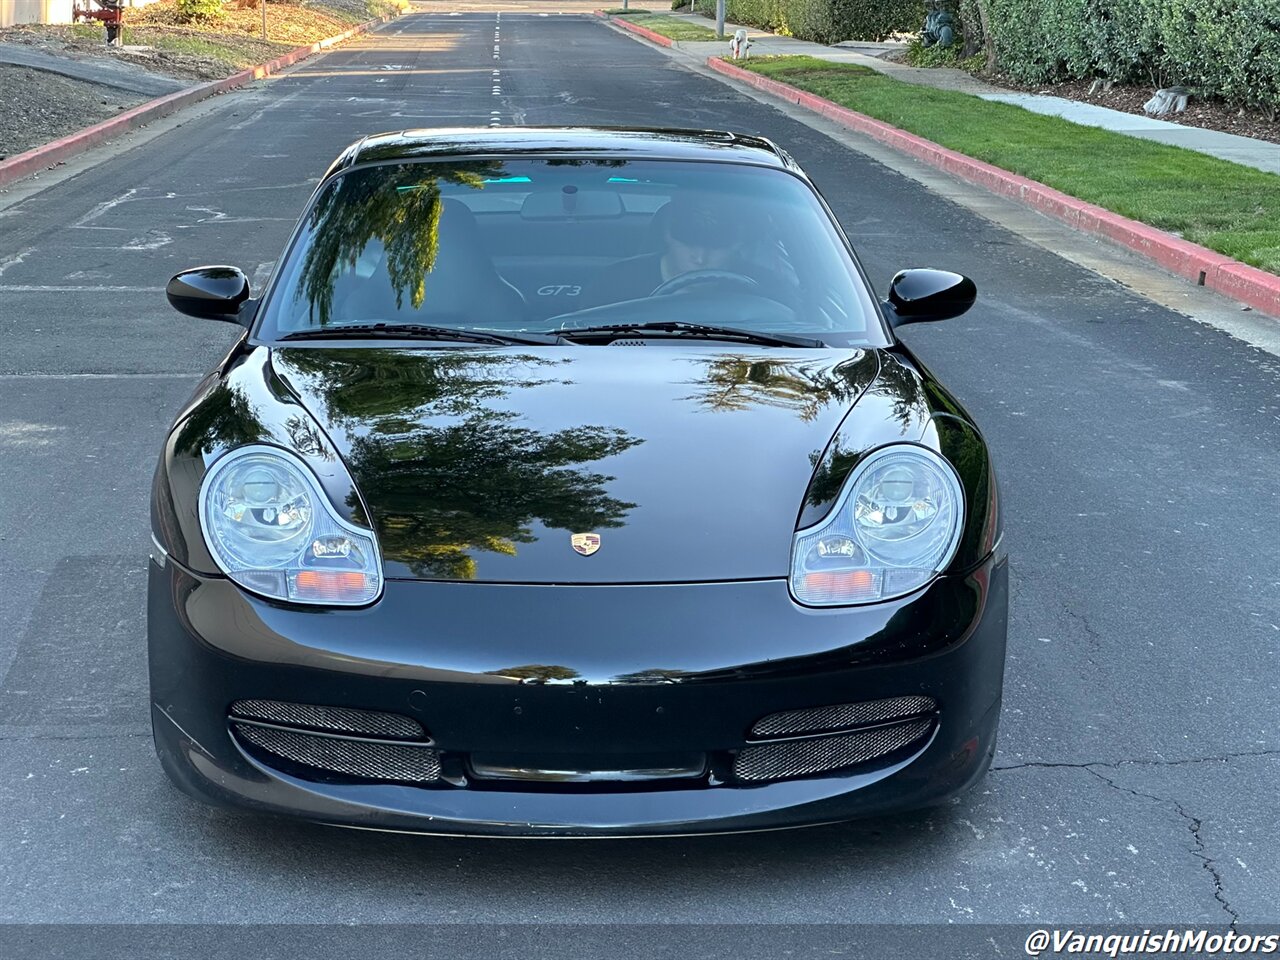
[
  {"x1": 0, "y1": 5, "x2": 1277, "y2": 936},
  {"x1": 991, "y1": 756, "x2": 1280, "y2": 924}
]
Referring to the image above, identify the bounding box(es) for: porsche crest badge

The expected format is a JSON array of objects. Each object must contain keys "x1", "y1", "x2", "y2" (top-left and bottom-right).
[{"x1": 571, "y1": 533, "x2": 601, "y2": 556}]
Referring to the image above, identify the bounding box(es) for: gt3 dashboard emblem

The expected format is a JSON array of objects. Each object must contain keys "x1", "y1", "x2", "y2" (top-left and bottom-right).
[{"x1": 571, "y1": 533, "x2": 601, "y2": 556}]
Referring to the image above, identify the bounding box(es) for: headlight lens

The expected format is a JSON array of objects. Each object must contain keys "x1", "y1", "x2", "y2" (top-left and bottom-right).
[
  {"x1": 791, "y1": 445, "x2": 963, "y2": 606},
  {"x1": 199, "y1": 446, "x2": 382, "y2": 605}
]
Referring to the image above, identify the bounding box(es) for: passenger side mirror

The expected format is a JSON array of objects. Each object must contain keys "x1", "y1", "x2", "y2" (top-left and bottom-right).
[
  {"x1": 166, "y1": 266, "x2": 251, "y2": 324},
  {"x1": 883, "y1": 269, "x2": 976, "y2": 327}
]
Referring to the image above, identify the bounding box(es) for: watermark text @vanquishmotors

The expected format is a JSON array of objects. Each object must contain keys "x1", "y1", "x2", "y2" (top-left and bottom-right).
[{"x1": 1026, "y1": 929, "x2": 1280, "y2": 957}]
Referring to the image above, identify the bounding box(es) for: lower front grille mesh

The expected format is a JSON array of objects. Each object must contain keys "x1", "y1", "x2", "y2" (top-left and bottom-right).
[
  {"x1": 750, "y1": 696, "x2": 937, "y2": 738},
  {"x1": 229, "y1": 699, "x2": 425, "y2": 740},
  {"x1": 233, "y1": 722, "x2": 441, "y2": 783},
  {"x1": 733, "y1": 718, "x2": 934, "y2": 782}
]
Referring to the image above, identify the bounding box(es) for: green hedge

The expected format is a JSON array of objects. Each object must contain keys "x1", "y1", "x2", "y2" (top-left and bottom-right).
[
  {"x1": 1158, "y1": 1, "x2": 1280, "y2": 114},
  {"x1": 690, "y1": 0, "x2": 923, "y2": 41},
  {"x1": 788, "y1": 0, "x2": 924, "y2": 42},
  {"x1": 690, "y1": 0, "x2": 789, "y2": 32},
  {"x1": 687, "y1": 0, "x2": 1279, "y2": 113},
  {"x1": 958, "y1": 0, "x2": 1280, "y2": 114}
]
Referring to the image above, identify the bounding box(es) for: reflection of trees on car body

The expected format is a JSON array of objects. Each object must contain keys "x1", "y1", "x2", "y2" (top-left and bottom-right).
[
  {"x1": 298, "y1": 161, "x2": 505, "y2": 326},
  {"x1": 275, "y1": 349, "x2": 642, "y2": 580},
  {"x1": 174, "y1": 383, "x2": 265, "y2": 456},
  {"x1": 681, "y1": 354, "x2": 875, "y2": 422}
]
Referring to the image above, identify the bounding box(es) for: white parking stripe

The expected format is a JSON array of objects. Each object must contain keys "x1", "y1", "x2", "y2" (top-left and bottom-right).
[
  {"x1": 0, "y1": 373, "x2": 201, "y2": 380},
  {"x1": 0, "y1": 285, "x2": 165, "y2": 292},
  {"x1": 0, "y1": 248, "x2": 36, "y2": 276}
]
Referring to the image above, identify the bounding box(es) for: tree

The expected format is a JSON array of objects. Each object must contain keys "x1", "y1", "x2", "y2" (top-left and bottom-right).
[{"x1": 959, "y1": 0, "x2": 997, "y2": 73}]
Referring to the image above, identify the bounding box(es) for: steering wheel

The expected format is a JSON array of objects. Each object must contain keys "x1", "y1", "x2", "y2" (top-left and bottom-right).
[
  {"x1": 651, "y1": 269, "x2": 759, "y2": 297},
  {"x1": 547, "y1": 288, "x2": 801, "y2": 332}
]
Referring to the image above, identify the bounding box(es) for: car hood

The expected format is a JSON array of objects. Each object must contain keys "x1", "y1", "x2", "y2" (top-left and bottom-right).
[{"x1": 270, "y1": 345, "x2": 881, "y2": 583}]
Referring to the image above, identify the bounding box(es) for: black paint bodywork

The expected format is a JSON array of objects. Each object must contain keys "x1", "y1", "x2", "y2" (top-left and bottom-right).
[
  {"x1": 326, "y1": 127, "x2": 801, "y2": 176},
  {"x1": 147, "y1": 128, "x2": 1007, "y2": 836},
  {"x1": 886, "y1": 269, "x2": 978, "y2": 327},
  {"x1": 165, "y1": 266, "x2": 251, "y2": 323}
]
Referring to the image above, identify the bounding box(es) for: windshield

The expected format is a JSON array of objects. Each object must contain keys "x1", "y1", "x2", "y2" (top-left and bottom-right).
[{"x1": 255, "y1": 158, "x2": 884, "y2": 345}]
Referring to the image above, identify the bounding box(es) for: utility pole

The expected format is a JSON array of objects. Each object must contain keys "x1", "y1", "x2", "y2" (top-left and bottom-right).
[
  {"x1": 261, "y1": 0, "x2": 267, "y2": 42},
  {"x1": 715, "y1": 0, "x2": 725, "y2": 39}
]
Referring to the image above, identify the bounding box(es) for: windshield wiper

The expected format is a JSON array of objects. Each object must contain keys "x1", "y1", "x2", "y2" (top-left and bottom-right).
[
  {"x1": 277, "y1": 323, "x2": 564, "y2": 346},
  {"x1": 545, "y1": 321, "x2": 824, "y2": 349}
]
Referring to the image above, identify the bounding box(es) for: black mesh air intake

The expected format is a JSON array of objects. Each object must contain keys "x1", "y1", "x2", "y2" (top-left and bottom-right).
[
  {"x1": 733, "y1": 718, "x2": 934, "y2": 782},
  {"x1": 232, "y1": 722, "x2": 441, "y2": 783},
  {"x1": 750, "y1": 696, "x2": 937, "y2": 739},
  {"x1": 229, "y1": 699, "x2": 425, "y2": 740}
]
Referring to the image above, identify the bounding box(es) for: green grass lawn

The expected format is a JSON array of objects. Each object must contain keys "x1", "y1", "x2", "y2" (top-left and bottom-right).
[
  {"x1": 616, "y1": 13, "x2": 719, "y2": 41},
  {"x1": 739, "y1": 56, "x2": 1280, "y2": 275}
]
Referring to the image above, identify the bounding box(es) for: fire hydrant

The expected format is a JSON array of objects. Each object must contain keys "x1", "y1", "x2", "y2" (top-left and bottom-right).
[{"x1": 72, "y1": 0, "x2": 127, "y2": 46}]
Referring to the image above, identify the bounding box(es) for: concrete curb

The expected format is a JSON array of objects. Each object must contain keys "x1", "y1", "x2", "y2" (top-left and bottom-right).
[
  {"x1": 0, "y1": 15, "x2": 391, "y2": 190},
  {"x1": 706, "y1": 57, "x2": 1280, "y2": 318},
  {"x1": 592, "y1": 10, "x2": 674, "y2": 47}
]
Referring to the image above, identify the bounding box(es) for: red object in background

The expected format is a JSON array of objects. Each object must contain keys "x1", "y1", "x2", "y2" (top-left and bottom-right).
[{"x1": 72, "y1": 0, "x2": 126, "y2": 45}]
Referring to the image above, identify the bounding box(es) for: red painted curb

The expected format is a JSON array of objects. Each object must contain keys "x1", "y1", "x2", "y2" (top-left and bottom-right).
[
  {"x1": 594, "y1": 10, "x2": 674, "y2": 47},
  {"x1": 0, "y1": 15, "x2": 391, "y2": 190},
  {"x1": 707, "y1": 56, "x2": 1280, "y2": 318}
]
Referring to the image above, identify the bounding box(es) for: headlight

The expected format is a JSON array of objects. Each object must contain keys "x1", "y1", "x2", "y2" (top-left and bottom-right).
[
  {"x1": 790, "y1": 445, "x2": 963, "y2": 606},
  {"x1": 199, "y1": 445, "x2": 382, "y2": 605}
]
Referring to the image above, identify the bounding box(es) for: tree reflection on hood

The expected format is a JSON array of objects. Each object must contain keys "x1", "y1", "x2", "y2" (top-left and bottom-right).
[{"x1": 273, "y1": 348, "x2": 642, "y2": 579}]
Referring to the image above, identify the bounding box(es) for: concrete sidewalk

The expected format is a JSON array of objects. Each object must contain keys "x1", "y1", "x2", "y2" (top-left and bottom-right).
[
  {"x1": 656, "y1": 11, "x2": 1280, "y2": 176},
  {"x1": 0, "y1": 42, "x2": 186, "y2": 97}
]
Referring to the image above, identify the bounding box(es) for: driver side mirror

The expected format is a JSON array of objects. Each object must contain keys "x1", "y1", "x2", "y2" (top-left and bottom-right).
[
  {"x1": 883, "y1": 269, "x2": 976, "y2": 327},
  {"x1": 166, "y1": 266, "x2": 251, "y2": 325}
]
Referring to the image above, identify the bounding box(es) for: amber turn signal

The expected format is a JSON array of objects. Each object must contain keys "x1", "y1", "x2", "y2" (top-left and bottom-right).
[{"x1": 292, "y1": 570, "x2": 371, "y2": 601}]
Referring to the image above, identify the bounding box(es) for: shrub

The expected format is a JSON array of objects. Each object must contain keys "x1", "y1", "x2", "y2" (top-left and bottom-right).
[
  {"x1": 691, "y1": 0, "x2": 919, "y2": 40},
  {"x1": 969, "y1": 0, "x2": 1080, "y2": 81},
  {"x1": 904, "y1": 35, "x2": 985, "y2": 69},
  {"x1": 175, "y1": 0, "x2": 223, "y2": 21},
  {"x1": 954, "y1": 0, "x2": 1280, "y2": 113},
  {"x1": 1154, "y1": 0, "x2": 1280, "y2": 114},
  {"x1": 692, "y1": 0, "x2": 790, "y2": 33},
  {"x1": 1078, "y1": 0, "x2": 1163, "y2": 84},
  {"x1": 787, "y1": 0, "x2": 924, "y2": 43}
]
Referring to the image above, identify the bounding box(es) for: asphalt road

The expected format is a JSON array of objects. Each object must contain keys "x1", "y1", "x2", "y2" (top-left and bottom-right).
[{"x1": 1, "y1": 7, "x2": 1278, "y2": 946}]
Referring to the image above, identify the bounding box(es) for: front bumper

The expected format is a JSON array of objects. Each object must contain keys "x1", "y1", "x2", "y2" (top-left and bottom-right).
[{"x1": 148, "y1": 553, "x2": 1008, "y2": 837}]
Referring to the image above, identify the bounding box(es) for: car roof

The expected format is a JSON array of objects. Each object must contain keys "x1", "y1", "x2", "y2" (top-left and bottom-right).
[{"x1": 325, "y1": 126, "x2": 799, "y2": 179}]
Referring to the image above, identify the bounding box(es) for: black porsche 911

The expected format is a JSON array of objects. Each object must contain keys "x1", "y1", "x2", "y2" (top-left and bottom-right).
[{"x1": 148, "y1": 127, "x2": 1007, "y2": 837}]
